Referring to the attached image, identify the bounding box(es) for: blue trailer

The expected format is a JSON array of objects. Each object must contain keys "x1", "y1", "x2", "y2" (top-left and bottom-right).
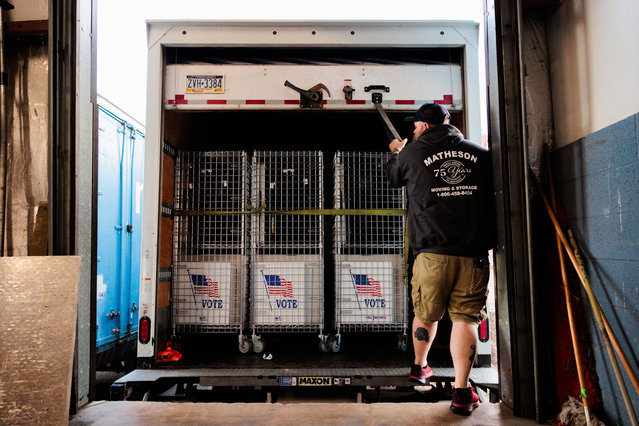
[{"x1": 96, "y1": 97, "x2": 145, "y2": 370}]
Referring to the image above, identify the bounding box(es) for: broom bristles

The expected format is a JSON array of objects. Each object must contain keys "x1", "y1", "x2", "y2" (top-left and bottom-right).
[{"x1": 559, "y1": 396, "x2": 604, "y2": 425}]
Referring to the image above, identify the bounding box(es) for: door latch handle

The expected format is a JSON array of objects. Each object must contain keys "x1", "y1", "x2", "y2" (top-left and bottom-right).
[
  {"x1": 106, "y1": 309, "x2": 120, "y2": 319},
  {"x1": 285, "y1": 80, "x2": 318, "y2": 101},
  {"x1": 284, "y1": 80, "x2": 331, "y2": 108}
]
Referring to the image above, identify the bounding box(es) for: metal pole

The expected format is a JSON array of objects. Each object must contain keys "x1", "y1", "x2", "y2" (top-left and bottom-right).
[
  {"x1": 599, "y1": 311, "x2": 639, "y2": 397},
  {"x1": 0, "y1": 3, "x2": 10, "y2": 255},
  {"x1": 515, "y1": 0, "x2": 540, "y2": 420}
]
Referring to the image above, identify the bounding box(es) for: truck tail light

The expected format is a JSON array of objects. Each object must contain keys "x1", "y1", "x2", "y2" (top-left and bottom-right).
[
  {"x1": 478, "y1": 318, "x2": 489, "y2": 342},
  {"x1": 139, "y1": 316, "x2": 151, "y2": 344}
]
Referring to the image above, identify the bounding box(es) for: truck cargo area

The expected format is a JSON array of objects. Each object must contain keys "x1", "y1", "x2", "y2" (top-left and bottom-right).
[
  {"x1": 163, "y1": 109, "x2": 465, "y2": 152},
  {"x1": 114, "y1": 107, "x2": 496, "y2": 402}
]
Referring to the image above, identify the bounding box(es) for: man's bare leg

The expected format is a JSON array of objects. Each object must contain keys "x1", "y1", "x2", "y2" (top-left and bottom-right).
[
  {"x1": 413, "y1": 316, "x2": 438, "y2": 367},
  {"x1": 450, "y1": 321, "x2": 478, "y2": 388}
]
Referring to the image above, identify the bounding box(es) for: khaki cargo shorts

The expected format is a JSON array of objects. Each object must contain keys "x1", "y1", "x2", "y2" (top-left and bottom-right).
[{"x1": 411, "y1": 252, "x2": 490, "y2": 324}]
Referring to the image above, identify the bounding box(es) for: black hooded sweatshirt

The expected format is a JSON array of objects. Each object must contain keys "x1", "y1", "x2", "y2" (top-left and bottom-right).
[{"x1": 386, "y1": 124, "x2": 496, "y2": 257}]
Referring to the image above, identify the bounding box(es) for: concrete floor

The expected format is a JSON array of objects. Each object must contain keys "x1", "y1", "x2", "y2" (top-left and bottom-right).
[{"x1": 70, "y1": 401, "x2": 538, "y2": 425}]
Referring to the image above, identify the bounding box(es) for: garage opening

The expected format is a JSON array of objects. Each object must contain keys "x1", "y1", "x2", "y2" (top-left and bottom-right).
[{"x1": 114, "y1": 28, "x2": 499, "y2": 404}]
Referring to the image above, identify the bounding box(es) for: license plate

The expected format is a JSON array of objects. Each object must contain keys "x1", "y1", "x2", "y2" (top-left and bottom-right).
[
  {"x1": 185, "y1": 74, "x2": 224, "y2": 93},
  {"x1": 279, "y1": 377, "x2": 297, "y2": 386}
]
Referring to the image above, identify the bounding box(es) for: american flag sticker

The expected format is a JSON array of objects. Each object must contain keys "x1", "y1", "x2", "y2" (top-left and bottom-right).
[
  {"x1": 190, "y1": 274, "x2": 220, "y2": 298},
  {"x1": 352, "y1": 273, "x2": 382, "y2": 298},
  {"x1": 175, "y1": 263, "x2": 234, "y2": 327},
  {"x1": 340, "y1": 262, "x2": 393, "y2": 325},
  {"x1": 254, "y1": 262, "x2": 307, "y2": 326},
  {"x1": 264, "y1": 274, "x2": 294, "y2": 298}
]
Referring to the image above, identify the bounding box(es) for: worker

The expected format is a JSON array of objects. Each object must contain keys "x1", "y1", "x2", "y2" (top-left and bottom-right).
[{"x1": 385, "y1": 103, "x2": 496, "y2": 415}]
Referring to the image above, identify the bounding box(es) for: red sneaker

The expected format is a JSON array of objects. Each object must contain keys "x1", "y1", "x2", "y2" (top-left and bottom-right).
[
  {"x1": 408, "y1": 364, "x2": 433, "y2": 385},
  {"x1": 450, "y1": 386, "x2": 480, "y2": 415}
]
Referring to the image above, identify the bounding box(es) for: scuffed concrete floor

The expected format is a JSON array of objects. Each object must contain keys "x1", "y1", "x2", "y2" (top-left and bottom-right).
[{"x1": 70, "y1": 401, "x2": 538, "y2": 425}]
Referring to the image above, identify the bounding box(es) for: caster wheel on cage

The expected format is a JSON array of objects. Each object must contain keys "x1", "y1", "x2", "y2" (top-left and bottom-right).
[
  {"x1": 397, "y1": 334, "x2": 408, "y2": 353},
  {"x1": 239, "y1": 336, "x2": 252, "y2": 354},
  {"x1": 319, "y1": 339, "x2": 330, "y2": 353},
  {"x1": 329, "y1": 335, "x2": 341, "y2": 353},
  {"x1": 252, "y1": 336, "x2": 265, "y2": 354}
]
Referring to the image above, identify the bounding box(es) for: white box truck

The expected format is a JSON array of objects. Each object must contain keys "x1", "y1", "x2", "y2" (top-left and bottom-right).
[{"x1": 113, "y1": 20, "x2": 494, "y2": 401}]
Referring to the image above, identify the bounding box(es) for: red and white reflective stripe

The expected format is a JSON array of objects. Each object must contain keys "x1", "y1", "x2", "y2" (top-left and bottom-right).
[
  {"x1": 167, "y1": 94, "x2": 188, "y2": 105},
  {"x1": 434, "y1": 94, "x2": 453, "y2": 104},
  {"x1": 167, "y1": 95, "x2": 454, "y2": 106}
]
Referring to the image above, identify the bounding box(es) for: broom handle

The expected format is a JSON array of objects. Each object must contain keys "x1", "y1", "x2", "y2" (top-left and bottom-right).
[
  {"x1": 533, "y1": 175, "x2": 638, "y2": 426},
  {"x1": 569, "y1": 230, "x2": 639, "y2": 398},
  {"x1": 600, "y1": 312, "x2": 639, "y2": 396},
  {"x1": 545, "y1": 149, "x2": 590, "y2": 426}
]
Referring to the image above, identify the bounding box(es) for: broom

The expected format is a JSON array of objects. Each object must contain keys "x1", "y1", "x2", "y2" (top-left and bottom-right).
[
  {"x1": 544, "y1": 147, "x2": 591, "y2": 425},
  {"x1": 532, "y1": 173, "x2": 638, "y2": 426}
]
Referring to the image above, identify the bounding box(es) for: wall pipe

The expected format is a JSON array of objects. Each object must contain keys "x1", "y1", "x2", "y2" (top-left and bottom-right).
[
  {"x1": 515, "y1": 0, "x2": 541, "y2": 419},
  {"x1": 0, "y1": 1, "x2": 13, "y2": 255}
]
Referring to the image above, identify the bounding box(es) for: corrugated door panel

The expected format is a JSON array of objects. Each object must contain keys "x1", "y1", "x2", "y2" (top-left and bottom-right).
[
  {"x1": 127, "y1": 129, "x2": 144, "y2": 334},
  {"x1": 118, "y1": 126, "x2": 133, "y2": 341},
  {"x1": 96, "y1": 110, "x2": 125, "y2": 351}
]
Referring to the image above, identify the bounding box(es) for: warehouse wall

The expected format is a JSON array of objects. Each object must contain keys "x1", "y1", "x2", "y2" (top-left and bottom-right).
[
  {"x1": 1, "y1": 0, "x2": 50, "y2": 255},
  {"x1": 547, "y1": 0, "x2": 639, "y2": 147},
  {"x1": 3, "y1": 37, "x2": 48, "y2": 256},
  {"x1": 6, "y1": 0, "x2": 48, "y2": 22},
  {"x1": 547, "y1": 0, "x2": 639, "y2": 423}
]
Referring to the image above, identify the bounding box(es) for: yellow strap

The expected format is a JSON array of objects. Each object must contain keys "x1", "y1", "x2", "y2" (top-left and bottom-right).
[
  {"x1": 174, "y1": 204, "x2": 411, "y2": 288},
  {"x1": 174, "y1": 208, "x2": 407, "y2": 216}
]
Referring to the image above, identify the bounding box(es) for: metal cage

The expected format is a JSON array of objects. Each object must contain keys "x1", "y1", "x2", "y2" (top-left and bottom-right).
[
  {"x1": 333, "y1": 151, "x2": 407, "y2": 336},
  {"x1": 172, "y1": 151, "x2": 250, "y2": 334},
  {"x1": 249, "y1": 151, "x2": 324, "y2": 338}
]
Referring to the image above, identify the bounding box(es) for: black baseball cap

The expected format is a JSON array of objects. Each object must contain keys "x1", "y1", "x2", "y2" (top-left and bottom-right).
[{"x1": 404, "y1": 102, "x2": 450, "y2": 125}]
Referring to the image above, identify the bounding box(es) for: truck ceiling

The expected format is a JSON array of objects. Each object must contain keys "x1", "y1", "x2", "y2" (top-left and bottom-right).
[{"x1": 164, "y1": 47, "x2": 463, "y2": 66}]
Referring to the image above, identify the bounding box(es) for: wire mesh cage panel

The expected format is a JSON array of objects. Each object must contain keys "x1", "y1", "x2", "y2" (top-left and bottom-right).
[
  {"x1": 172, "y1": 151, "x2": 249, "y2": 333},
  {"x1": 250, "y1": 151, "x2": 324, "y2": 333},
  {"x1": 333, "y1": 151, "x2": 407, "y2": 333}
]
